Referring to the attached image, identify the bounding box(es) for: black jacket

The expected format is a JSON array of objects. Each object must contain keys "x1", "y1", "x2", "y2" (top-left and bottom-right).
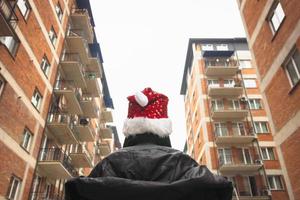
[{"x1": 65, "y1": 134, "x2": 233, "y2": 200}]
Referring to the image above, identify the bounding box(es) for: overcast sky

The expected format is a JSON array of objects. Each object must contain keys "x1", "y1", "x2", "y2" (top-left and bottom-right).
[{"x1": 90, "y1": 0, "x2": 246, "y2": 150}]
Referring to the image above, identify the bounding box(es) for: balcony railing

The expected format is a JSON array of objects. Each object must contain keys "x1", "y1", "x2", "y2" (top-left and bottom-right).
[
  {"x1": 39, "y1": 148, "x2": 78, "y2": 177},
  {"x1": 29, "y1": 192, "x2": 64, "y2": 200},
  {"x1": 205, "y1": 59, "x2": 238, "y2": 68},
  {"x1": 54, "y1": 80, "x2": 82, "y2": 102},
  {"x1": 0, "y1": 0, "x2": 18, "y2": 30}
]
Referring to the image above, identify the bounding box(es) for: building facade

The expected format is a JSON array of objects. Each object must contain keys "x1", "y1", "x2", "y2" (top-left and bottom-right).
[
  {"x1": 237, "y1": 1, "x2": 300, "y2": 199},
  {"x1": 181, "y1": 38, "x2": 289, "y2": 200},
  {"x1": 0, "y1": 0, "x2": 115, "y2": 199}
]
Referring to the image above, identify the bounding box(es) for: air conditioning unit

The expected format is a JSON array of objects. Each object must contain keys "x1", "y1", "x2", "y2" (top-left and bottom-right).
[
  {"x1": 254, "y1": 159, "x2": 263, "y2": 165},
  {"x1": 240, "y1": 97, "x2": 247, "y2": 102}
]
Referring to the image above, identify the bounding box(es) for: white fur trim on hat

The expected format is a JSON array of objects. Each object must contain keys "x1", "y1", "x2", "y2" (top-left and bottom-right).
[
  {"x1": 134, "y1": 91, "x2": 148, "y2": 107},
  {"x1": 123, "y1": 117, "x2": 172, "y2": 137}
]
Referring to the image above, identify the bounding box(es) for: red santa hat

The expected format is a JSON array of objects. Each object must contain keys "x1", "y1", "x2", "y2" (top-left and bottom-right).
[{"x1": 123, "y1": 87, "x2": 172, "y2": 137}]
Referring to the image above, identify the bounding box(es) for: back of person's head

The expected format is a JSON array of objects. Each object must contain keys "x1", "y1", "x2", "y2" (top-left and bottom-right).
[{"x1": 123, "y1": 87, "x2": 172, "y2": 147}]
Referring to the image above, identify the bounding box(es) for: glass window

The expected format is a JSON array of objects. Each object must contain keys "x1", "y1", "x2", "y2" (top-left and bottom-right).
[
  {"x1": 261, "y1": 147, "x2": 275, "y2": 160},
  {"x1": 211, "y1": 99, "x2": 224, "y2": 111},
  {"x1": 239, "y1": 60, "x2": 252, "y2": 69},
  {"x1": 216, "y1": 44, "x2": 228, "y2": 51},
  {"x1": 254, "y1": 122, "x2": 269, "y2": 133},
  {"x1": 202, "y1": 44, "x2": 213, "y2": 51},
  {"x1": 285, "y1": 49, "x2": 300, "y2": 86},
  {"x1": 55, "y1": 3, "x2": 63, "y2": 22},
  {"x1": 40, "y1": 55, "x2": 50, "y2": 77},
  {"x1": 243, "y1": 79, "x2": 257, "y2": 88},
  {"x1": 0, "y1": 36, "x2": 19, "y2": 56},
  {"x1": 49, "y1": 27, "x2": 57, "y2": 47},
  {"x1": 0, "y1": 75, "x2": 5, "y2": 96},
  {"x1": 224, "y1": 79, "x2": 234, "y2": 87},
  {"x1": 248, "y1": 99, "x2": 262, "y2": 109},
  {"x1": 270, "y1": 2, "x2": 285, "y2": 33},
  {"x1": 31, "y1": 89, "x2": 42, "y2": 110},
  {"x1": 17, "y1": 0, "x2": 30, "y2": 19},
  {"x1": 21, "y1": 129, "x2": 32, "y2": 151},
  {"x1": 268, "y1": 176, "x2": 284, "y2": 190},
  {"x1": 208, "y1": 79, "x2": 219, "y2": 87},
  {"x1": 214, "y1": 122, "x2": 228, "y2": 137},
  {"x1": 230, "y1": 99, "x2": 240, "y2": 110},
  {"x1": 7, "y1": 176, "x2": 21, "y2": 200}
]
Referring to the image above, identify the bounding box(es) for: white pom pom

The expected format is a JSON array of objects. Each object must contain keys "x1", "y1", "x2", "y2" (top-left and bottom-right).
[{"x1": 134, "y1": 91, "x2": 148, "y2": 107}]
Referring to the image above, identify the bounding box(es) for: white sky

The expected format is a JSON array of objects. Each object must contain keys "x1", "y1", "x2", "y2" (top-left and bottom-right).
[{"x1": 90, "y1": 0, "x2": 246, "y2": 150}]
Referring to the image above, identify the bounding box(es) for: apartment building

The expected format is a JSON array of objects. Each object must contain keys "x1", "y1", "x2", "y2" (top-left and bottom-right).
[
  {"x1": 0, "y1": 0, "x2": 114, "y2": 199},
  {"x1": 180, "y1": 38, "x2": 289, "y2": 200},
  {"x1": 237, "y1": 1, "x2": 300, "y2": 199}
]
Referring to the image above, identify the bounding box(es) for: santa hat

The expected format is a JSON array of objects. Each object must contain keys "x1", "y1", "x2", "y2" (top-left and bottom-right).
[{"x1": 123, "y1": 87, "x2": 172, "y2": 137}]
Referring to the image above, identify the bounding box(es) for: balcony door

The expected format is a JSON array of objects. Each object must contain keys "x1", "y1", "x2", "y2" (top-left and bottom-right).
[
  {"x1": 230, "y1": 99, "x2": 240, "y2": 110},
  {"x1": 238, "y1": 148, "x2": 252, "y2": 164},
  {"x1": 224, "y1": 79, "x2": 234, "y2": 87},
  {"x1": 218, "y1": 148, "x2": 232, "y2": 165},
  {"x1": 215, "y1": 122, "x2": 228, "y2": 137},
  {"x1": 232, "y1": 122, "x2": 246, "y2": 136},
  {"x1": 211, "y1": 99, "x2": 224, "y2": 111}
]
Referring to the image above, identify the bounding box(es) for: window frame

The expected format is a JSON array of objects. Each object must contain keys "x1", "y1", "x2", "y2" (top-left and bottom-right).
[
  {"x1": 248, "y1": 99, "x2": 262, "y2": 110},
  {"x1": 55, "y1": 2, "x2": 63, "y2": 22},
  {"x1": 261, "y1": 147, "x2": 275, "y2": 160},
  {"x1": 49, "y1": 26, "x2": 57, "y2": 47},
  {"x1": 284, "y1": 48, "x2": 300, "y2": 88},
  {"x1": 254, "y1": 121, "x2": 269, "y2": 134},
  {"x1": 21, "y1": 128, "x2": 33, "y2": 152},
  {"x1": 7, "y1": 175, "x2": 22, "y2": 200},
  {"x1": 31, "y1": 89, "x2": 43, "y2": 111},
  {"x1": 243, "y1": 79, "x2": 257, "y2": 88},
  {"x1": 202, "y1": 44, "x2": 214, "y2": 51},
  {"x1": 268, "y1": 1, "x2": 285, "y2": 34},
  {"x1": 0, "y1": 36, "x2": 20, "y2": 57},
  {"x1": 268, "y1": 175, "x2": 284, "y2": 190},
  {"x1": 40, "y1": 55, "x2": 51, "y2": 78},
  {"x1": 17, "y1": 0, "x2": 31, "y2": 20}
]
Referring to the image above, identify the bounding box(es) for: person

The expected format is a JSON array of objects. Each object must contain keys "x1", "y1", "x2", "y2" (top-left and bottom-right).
[{"x1": 65, "y1": 87, "x2": 233, "y2": 200}]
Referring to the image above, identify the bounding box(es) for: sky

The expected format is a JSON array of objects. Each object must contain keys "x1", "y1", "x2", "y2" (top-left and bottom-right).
[{"x1": 89, "y1": 0, "x2": 246, "y2": 150}]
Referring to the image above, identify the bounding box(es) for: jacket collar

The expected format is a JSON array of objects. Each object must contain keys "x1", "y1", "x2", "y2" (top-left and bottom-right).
[{"x1": 123, "y1": 132, "x2": 172, "y2": 148}]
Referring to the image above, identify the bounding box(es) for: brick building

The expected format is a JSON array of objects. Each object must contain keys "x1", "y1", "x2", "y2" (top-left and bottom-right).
[
  {"x1": 180, "y1": 38, "x2": 289, "y2": 200},
  {"x1": 0, "y1": 0, "x2": 115, "y2": 199},
  {"x1": 237, "y1": 1, "x2": 300, "y2": 199}
]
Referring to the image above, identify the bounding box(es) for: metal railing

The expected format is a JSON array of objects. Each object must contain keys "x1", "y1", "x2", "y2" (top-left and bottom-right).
[
  {"x1": 215, "y1": 127, "x2": 255, "y2": 138},
  {"x1": 205, "y1": 58, "x2": 238, "y2": 68},
  {"x1": 0, "y1": 0, "x2": 18, "y2": 28},
  {"x1": 219, "y1": 154, "x2": 261, "y2": 166},
  {"x1": 29, "y1": 192, "x2": 64, "y2": 200},
  {"x1": 54, "y1": 80, "x2": 82, "y2": 102},
  {"x1": 61, "y1": 53, "x2": 86, "y2": 76},
  {"x1": 39, "y1": 148, "x2": 78, "y2": 177},
  {"x1": 70, "y1": 144, "x2": 93, "y2": 164}
]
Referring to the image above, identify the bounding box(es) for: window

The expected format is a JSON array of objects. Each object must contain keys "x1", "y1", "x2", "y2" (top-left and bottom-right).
[
  {"x1": 269, "y1": 2, "x2": 285, "y2": 33},
  {"x1": 218, "y1": 148, "x2": 232, "y2": 165},
  {"x1": 232, "y1": 122, "x2": 246, "y2": 136},
  {"x1": 216, "y1": 44, "x2": 228, "y2": 51},
  {"x1": 224, "y1": 79, "x2": 234, "y2": 87},
  {"x1": 254, "y1": 122, "x2": 269, "y2": 133},
  {"x1": 230, "y1": 99, "x2": 240, "y2": 110},
  {"x1": 202, "y1": 44, "x2": 213, "y2": 51},
  {"x1": 0, "y1": 36, "x2": 19, "y2": 56},
  {"x1": 49, "y1": 27, "x2": 57, "y2": 47},
  {"x1": 7, "y1": 176, "x2": 21, "y2": 200},
  {"x1": 268, "y1": 176, "x2": 284, "y2": 190},
  {"x1": 285, "y1": 48, "x2": 300, "y2": 87},
  {"x1": 248, "y1": 99, "x2": 262, "y2": 109},
  {"x1": 208, "y1": 79, "x2": 219, "y2": 87},
  {"x1": 239, "y1": 60, "x2": 252, "y2": 69},
  {"x1": 17, "y1": 0, "x2": 30, "y2": 19},
  {"x1": 31, "y1": 89, "x2": 42, "y2": 110},
  {"x1": 214, "y1": 122, "x2": 228, "y2": 137},
  {"x1": 0, "y1": 75, "x2": 5, "y2": 96},
  {"x1": 21, "y1": 129, "x2": 32, "y2": 152},
  {"x1": 211, "y1": 99, "x2": 224, "y2": 111},
  {"x1": 261, "y1": 147, "x2": 275, "y2": 160},
  {"x1": 243, "y1": 79, "x2": 257, "y2": 88},
  {"x1": 55, "y1": 3, "x2": 63, "y2": 22},
  {"x1": 40, "y1": 55, "x2": 50, "y2": 77}
]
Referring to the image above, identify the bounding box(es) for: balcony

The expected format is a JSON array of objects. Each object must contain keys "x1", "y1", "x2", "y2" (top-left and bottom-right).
[
  {"x1": 84, "y1": 72, "x2": 101, "y2": 96},
  {"x1": 0, "y1": 0, "x2": 17, "y2": 37},
  {"x1": 99, "y1": 127, "x2": 113, "y2": 140},
  {"x1": 30, "y1": 192, "x2": 64, "y2": 200},
  {"x1": 208, "y1": 85, "x2": 243, "y2": 97},
  {"x1": 232, "y1": 197, "x2": 270, "y2": 200},
  {"x1": 37, "y1": 148, "x2": 78, "y2": 179},
  {"x1": 47, "y1": 113, "x2": 78, "y2": 144},
  {"x1": 97, "y1": 142, "x2": 111, "y2": 157},
  {"x1": 87, "y1": 57, "x2": 102, "y2": 78},
  {"x1": 66, "y1": 29, "x2": 91, "y2": 65},
  {"x1": 100, "y1": 110, "x2": 113, "y2": 123},
  {"x1": 73, "y1": 118, "x2": 96, "y2": 142},
  {"x1": 219, "y1": 157, "x2": 263, "y2": 174},
  {"x1": 80, "y1": 95, "x2": 99, "y2": 118},
  {"x1": 215, "y1": 129, "x2": 255, "y2": 145},
  {"x1": 54, "y1": 81, "x2": 83, "y2": 115},
  {"x1": 205, "y1": 59, "x2": 239, "y2": 76},
  {"x1": 211, "y1": 107, "x2": 248, "y2": 120},
  {"x1": 69, "y1": 145, "x2": 93, "y2": 168},
  {"x1": 70, "y1": 9, "x2": 93, "y2": 43},
  {"x1": 60, "y1": 53, "x2": 86, "y2": 88}
]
